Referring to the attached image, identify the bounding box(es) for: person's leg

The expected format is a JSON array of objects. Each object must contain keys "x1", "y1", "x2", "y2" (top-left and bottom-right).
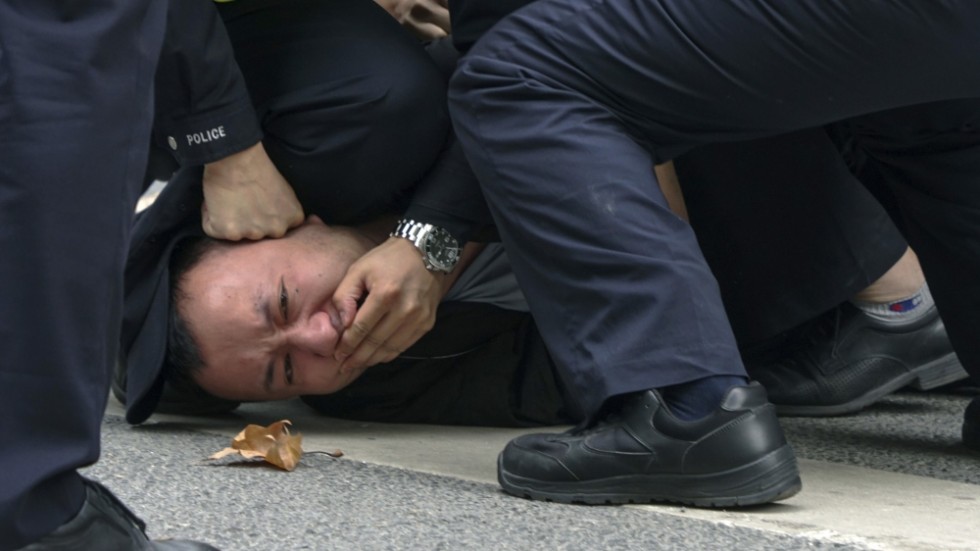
[
  {"x1": 449, "y1": 0, "x2": 980, "y2": 504},
  {"x1": 450, "y1": 1, "x2": 794, "y2": 508},
  {"x1": 850, "y1": 99, "x2": 980, "y2": 446},
  {"x1": 675, "y1": 131, "x2": 965, "y2": 416},
  {"x1": 453, "y1": 0, "x2": 980, "y2": 410},
  {"x1": 851, "y1": 248, "x2": 924, "y2": 305},
  {"x1": 217, "y1": 0, "x2": 451, "y2": 225},
  {"x1": 675, "y1": 129, "x2": 908, "y2": 345},
  {"x1": 0, "y1": 1, "x2": 214, "y2": 549}
]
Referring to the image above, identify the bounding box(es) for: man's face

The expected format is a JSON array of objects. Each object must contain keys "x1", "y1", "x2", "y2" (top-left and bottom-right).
[{"x1": 178, "y1": 216, "x2": 371, "y2": 401}]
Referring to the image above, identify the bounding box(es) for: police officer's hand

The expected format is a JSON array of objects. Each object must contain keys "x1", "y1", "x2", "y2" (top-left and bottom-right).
[
  {"x1": 375, "y1": 0, "x2": 450, "y2": 40},
  {"x1": 201, "y1": 142, "x2": 305, "y2": 241},
  {"x1": 331, "y1": 237, "x2": 444, "y2": 374}
]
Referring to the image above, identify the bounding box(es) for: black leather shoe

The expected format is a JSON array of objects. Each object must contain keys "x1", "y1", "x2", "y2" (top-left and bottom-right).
[
  {"x1": 497, "y1": 382, "x2": 801, "y2": 507},
  {"x1": 19, "y1": 478, "x2": 218, "y2": 550},
  {"x1": 745, "y1": 304, "x2": 966, "y2": 416},
  {"x1": 965, "y1": 397, "x2": 980, "y2": 451}
]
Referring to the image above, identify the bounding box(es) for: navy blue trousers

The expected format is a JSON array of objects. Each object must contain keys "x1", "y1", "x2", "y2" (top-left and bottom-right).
[
  {"x1": 449, "y1": 0, "x2": 980, "y2": 416},
  {"x1": 0, "y1": 1, "x2": 165, "y2": 547}
]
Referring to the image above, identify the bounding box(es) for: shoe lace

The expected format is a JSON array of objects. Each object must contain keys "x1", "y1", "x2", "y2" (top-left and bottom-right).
[{"x1": 779, "y1": 306, "x2": 845, "y2": 373}]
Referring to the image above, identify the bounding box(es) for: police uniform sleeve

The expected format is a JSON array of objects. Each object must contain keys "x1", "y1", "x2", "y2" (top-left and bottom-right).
[
  {"x1": 152, "y1": 0, "x2": 261, "y2": 167},
  {"x1": 402, "y1": 133, "x2": 496, "y2": 245}
]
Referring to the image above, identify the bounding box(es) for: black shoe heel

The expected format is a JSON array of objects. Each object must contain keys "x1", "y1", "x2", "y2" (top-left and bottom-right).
[{"x1": 909, "y1": 352, "x2": 967, "y2": 391}]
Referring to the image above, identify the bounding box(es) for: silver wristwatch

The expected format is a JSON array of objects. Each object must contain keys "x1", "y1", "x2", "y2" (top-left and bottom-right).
[{"x1": 391, "y1": 218, "x2": 460, "y2": 273}]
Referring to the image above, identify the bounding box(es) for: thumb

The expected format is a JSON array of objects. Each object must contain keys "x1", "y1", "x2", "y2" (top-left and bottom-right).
[{"x1": 332, "y1": 270, "x2": 367, "y2": 328}]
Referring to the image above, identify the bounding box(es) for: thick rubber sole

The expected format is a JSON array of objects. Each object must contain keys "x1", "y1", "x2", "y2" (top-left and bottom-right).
[
  {"x1": 497, "y1": 444, "x2": 801, "y2": 508},
  {"x1": 775, "y1": 352, "x2": 967, "y2": 417}
]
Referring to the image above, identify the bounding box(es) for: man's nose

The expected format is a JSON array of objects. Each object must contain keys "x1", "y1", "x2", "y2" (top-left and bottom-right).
[{"x1": 289, "y1": 311, "x2": 336, "y2": 357}]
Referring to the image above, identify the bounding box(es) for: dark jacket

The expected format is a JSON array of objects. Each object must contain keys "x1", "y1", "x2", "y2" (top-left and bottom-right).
[{"x1": 120, "y1": 0, "x2": 513, "y2": 425}]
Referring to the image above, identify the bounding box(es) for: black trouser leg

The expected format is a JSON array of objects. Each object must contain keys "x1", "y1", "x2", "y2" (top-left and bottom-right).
[
  {"x1": 0, "y1": 1, "x2": 165, "y2": 548},
  {"x1": 849, "y1": 100, "x2": 980, "y2": 382},
  {"x1": 675, "y1": 129, "x2": 907, "y2": 346}
]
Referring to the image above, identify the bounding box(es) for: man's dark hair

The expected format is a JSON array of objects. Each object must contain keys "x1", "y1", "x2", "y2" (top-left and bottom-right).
[{"x1": 161, "y1": 236, "x2": 238, "y2": 411}]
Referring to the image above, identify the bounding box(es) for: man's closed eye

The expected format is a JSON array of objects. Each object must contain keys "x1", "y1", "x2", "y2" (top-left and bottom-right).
[{"x1": 278, "y1": 277, "x2": 294, "y2": 385}]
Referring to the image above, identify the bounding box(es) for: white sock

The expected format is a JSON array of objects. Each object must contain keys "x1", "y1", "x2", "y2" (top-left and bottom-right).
[{"x1": 851, "y1": 283, "x2": 934, "y2": 326}]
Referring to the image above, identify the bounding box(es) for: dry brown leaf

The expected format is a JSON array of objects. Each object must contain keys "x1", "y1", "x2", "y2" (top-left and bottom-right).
[{"x1": 209, "y1": 419, "x2": 303, "y2": 471}]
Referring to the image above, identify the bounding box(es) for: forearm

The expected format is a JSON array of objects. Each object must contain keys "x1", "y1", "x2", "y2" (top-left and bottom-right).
[
  {"x1": 152, "y1": 0, "x2": 261, "y2": 167},
  {"x1": 152, "y1": 0, "x2": 304, "y2": 240},
  {"x1": 403, "y1": 133, "x2": 495, "y2": 245}
]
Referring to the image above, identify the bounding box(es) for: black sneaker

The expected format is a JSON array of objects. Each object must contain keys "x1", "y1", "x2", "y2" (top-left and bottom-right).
[
  {"x1": 745, "y1": 304, "x2": 966, "y2": 416},
  {"x1": 20, "y1": 478, "x2": 218, "y2": 550},
  {"x1": 965, "y1": 396, "x2": 980, "y2": 451},
  {"x1": 497, "y1": 382, "x2": 801, "y2": 507}
]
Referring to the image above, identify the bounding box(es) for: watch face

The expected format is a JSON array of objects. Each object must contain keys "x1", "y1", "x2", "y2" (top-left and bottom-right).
[{"x1": 422, "y1": 228, "x2": 460, "y2": 272}]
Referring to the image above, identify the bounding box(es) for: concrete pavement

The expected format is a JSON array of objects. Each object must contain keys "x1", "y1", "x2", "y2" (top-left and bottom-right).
[{"x1": 90, "y1": 388, "x2": 979, "y2": 551}]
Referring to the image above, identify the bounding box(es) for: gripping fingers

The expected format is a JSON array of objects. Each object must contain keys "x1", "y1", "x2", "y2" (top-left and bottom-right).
[
  {"x1": 336, "y1": 303, "x2": 398, "y2": 372},
  {"x1": 339, "y1": 313, "x2": 428, "y2": 373}
]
